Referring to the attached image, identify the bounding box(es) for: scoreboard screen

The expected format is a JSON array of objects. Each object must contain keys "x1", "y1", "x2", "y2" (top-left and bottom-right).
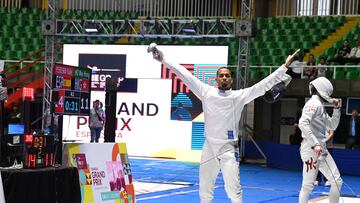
[
  {"x1": 23, "y1": 135, "x2": 54, "y2": 168},
  {"x1": 53, "y1": 63, "x2": 91, "y2": 115}
]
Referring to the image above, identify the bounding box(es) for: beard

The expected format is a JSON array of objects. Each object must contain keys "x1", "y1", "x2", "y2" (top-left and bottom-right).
[{"x1": 218, "y1": 83, "x2": 231, "y2": 90}]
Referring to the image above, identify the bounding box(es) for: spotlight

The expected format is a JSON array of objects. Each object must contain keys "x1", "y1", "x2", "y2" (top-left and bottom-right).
[{"x1": 85, "y1": 20, "x2": 98, "y2": 33}]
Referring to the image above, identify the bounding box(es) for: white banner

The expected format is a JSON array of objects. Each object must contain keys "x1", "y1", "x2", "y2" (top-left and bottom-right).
[{"x1": 62, "y1": 45, "x2": 228, "y2": 157}]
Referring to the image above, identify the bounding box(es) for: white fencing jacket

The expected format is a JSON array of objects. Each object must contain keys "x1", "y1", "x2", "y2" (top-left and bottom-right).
[
  {"x1": 298, "y1": 95, "x2": 340, "y2": 149},
  {"x1": 162, "y1": 58, "x2": 288, "y2": 148}
]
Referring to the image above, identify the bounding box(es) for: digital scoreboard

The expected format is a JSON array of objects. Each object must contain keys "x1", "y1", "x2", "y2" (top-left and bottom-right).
[
  {"x1": 53, "y1": 63, "x2": 91, "y2": 115},
  {"x1": 23, "y1": 135, "x2": 54, "y2": 168}
]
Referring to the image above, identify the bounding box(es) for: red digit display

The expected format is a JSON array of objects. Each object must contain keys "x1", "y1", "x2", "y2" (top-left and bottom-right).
[
  {"x1": 23, "y1": 135, "x2": 54, "y2": 168},
  {"x1": 27, "y1": 154, "x2": 36, "y2": 168}
]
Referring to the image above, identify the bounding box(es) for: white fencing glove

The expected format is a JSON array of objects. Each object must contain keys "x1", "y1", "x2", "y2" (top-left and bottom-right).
[{"x1": 312, "y1": 144, "x2": 323, "y2": 157}]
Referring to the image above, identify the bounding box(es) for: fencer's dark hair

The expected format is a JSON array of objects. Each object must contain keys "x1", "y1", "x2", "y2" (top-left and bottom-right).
[
  {"x1": 310, "y1": 85, "x2": 318, "y2": 95},
  {"x1": 310, "y1": 85, "x2": 328, "y2": 103},
  {"x1": 216, "y1": 67, "x2": 232, "y2": 77}
]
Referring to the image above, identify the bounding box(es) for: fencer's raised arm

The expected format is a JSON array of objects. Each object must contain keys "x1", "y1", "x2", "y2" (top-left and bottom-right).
[
  {"x1": 298, "y1": 102, "x2": 321, "y2": 146},
  {"x1": 240, "y1": 49, "x2": 300, "y2": 104},
  {"x1": 151, "y1": 45, "x2": 210, "y2": 100},
  {"x1": 325, "y1": 102, "x2": 341, "y2": 130}
]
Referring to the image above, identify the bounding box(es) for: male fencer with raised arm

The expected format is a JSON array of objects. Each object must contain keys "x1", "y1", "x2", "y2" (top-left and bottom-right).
[
  {"x1": 149, "y1": 43, "x2": 299, "y2": 203},
  {"x1": 298, "y1": 77, "x2": 342, "y2": 203}
]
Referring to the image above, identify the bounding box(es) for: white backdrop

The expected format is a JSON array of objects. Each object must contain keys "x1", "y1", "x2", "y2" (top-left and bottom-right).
[{"x1": 62, "y1": 44, "x2": 228, "y2": 157}]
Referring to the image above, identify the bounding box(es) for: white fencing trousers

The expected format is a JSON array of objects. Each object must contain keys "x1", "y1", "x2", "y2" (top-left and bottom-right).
[
  {"x1": 299, "y1": 151, "x2": 342, "y2": 203},
  {"x1": 0, "y1": 171, "x2": 5, "y2": 203},
  {"x1": 199, "y1": 140, "x2": 242, "y2": 203}
]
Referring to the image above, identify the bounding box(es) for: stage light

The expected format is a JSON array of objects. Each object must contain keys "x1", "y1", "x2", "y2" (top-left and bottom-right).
[
  {"x1": 182, "y1": 21, "x2": 197, "y2": 34},
  {"x1": 24, "y1": 134, "x2": 33, "y2": 145},
  {"x1": 22, "y1": 87, "x2": 34, "y2": 101},
  {"x1": 85, "y1": 21, "x2": 98, "y2": 33}
]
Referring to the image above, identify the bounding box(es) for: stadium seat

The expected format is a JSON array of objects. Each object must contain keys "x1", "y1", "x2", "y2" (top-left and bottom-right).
[
  {"x1": 250, "y1": 68, "x2": 261, "y2": 80},
  {"x1": 335, "y1": 71, "x2": 345, "y2": 79},
  {"x1": 345, "y1": 71, "x2": 359, "y2": 79},
  {"x1": 250, "y1": 55, "x2": 259, "y2": 65},
  {"x1": 326, "y1": 70, "x2": 334, "y2": 79}
]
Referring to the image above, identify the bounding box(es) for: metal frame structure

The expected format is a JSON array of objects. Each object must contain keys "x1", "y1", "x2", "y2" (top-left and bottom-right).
[
  {"x1": 42, "y1": 0, "x2": 57, "y2": 130},
  {"x1": 237, "y1": 0, "x2": 267, "y2": 163},
  {"x1": 56, "y1": 19, "x2": 238, "y2": 38},
  {"x1": 237, "y1": 0, "x2": 252, "y2": 160}
]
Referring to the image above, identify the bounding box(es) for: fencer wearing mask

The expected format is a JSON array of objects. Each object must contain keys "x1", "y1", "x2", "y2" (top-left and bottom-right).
[{"x1": 298, "y1": 77, "x2": 342, "y2": 203}]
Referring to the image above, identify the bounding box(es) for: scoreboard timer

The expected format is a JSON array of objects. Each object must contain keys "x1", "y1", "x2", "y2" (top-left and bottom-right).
[
  {"x1": 23, "y1": 135, "x2": 54, "y2": 168},
  {"x1": 53, "y1": 63, "x2": 92, "y2": 115}
]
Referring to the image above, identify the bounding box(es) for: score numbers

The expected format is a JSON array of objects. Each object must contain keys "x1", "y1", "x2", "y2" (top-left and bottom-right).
[
  {"x1": 55, "y1": 90, "x2": 90, "y2": 114},
  {"x1": 24, "y1": 135, "x2": 54, "y2": 168},
  {"x1": 53, "y1": 64, "x2": 91, "y2": 115}
]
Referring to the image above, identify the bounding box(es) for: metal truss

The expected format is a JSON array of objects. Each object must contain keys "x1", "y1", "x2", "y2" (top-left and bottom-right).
[
  {"x1": 42, "y1": 0, "x2": 57, "y2": 130},
  {"x1": 55, "y1": 19, "x2": 238, "y2": 38},
  {"x1": 237, "y1": 0, "x2": 259, "y2": 162}
]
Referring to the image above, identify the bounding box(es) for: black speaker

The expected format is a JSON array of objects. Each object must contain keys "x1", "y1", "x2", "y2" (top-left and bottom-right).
[
  {"x1": 51, "y1": 90, "x2": 59, "y2": 102},
  {"x1": 235, "y1": 20, "x2": 254, "y2": 37},
  {"x1": 42, "y1": 20, "x2": 55, "y2": 35},
  {"x1": 105, "y1": 77, "x2": 118, "y2": 91}
]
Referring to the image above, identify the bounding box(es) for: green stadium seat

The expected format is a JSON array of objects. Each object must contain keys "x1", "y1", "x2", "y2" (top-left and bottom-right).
[
  {"x1": 280, "y1": 49, "x2": 291, "y2": 56},
  {"x1": 320, "y1": 28, "x2": 330, "y2": 37},
  {"x1": 324, "y1": 47, "x2": 335, "y2": 58},
  {"x1": 250, "y1": 68, "x2": 261, "y2": 80},
  {"x1": 259, "y1": 56, "x2": 271, "y2": 65},
  {"x1": 277, "y1": 41, "x2": 288, "y2": 49},
  {"x1": 278, "y1": 17, "x2": 289, "y2": 25},
  {"x1": 323, "y1": 16, "x2": 334, "y2": 23},
  {"x1": 292, "y1": 22, "x2": 304, "y2": 30},
  {"x1": 280, "y1": 23, "x2": 291, "y2": 30},
  {"x1": 313, "y1": 16, "x2": 324, "y2": 23},
  {"x1": 302, "y1": 41, "x2": 313, "y2": 50},
  {"x1": 266, "y1": 42, "x2": 277, "y2": 49},
  {"x1": 260, "y1": 49, "x2": 269, "y2": 55},
  {"x1": 336, "y1": 16, "x2": 346, "y2": 25},
  {"x1": 31, "y1": 8, "x2": 41, "y2": 15},
  {"x1": 0, "y1": 7, "x2": 7, "y2": 14},
  {"x1": 261, "y1": 68, "x2": 270, "y2": 77},
  {"x1": 228, "y1": 55, "x2": 237, "y2": 65},
  {"x1": 288, "y1": 17, "x2": 299, "y2": 24},
  {"x1": 252, "y1": 40, "x2": 261, "y2": 49},
  {"x1": 327, "y1": 21, "x2": 339, "y2": 31},
  {"x1": 269, "y1": 48, "x2": 280, "y2": 56},
  {"x1": 271, "y1": 56, "x2": 283, "y2": 65},
  {"x1": 250, "y1": 55, "x2": 258, "y2": 65},
  {"x1": 311, "y1": 35, "x2": 322, "y2": 43},
  {"x1": 300, "y1": 16, "x2": 311, "y2": 24},
  {"x1": 274, "y1": 35, "x2": 284, "y2": 42},
  {"x1": 9, "y1": 8, "x2": 19, "y2": 14},
  {"x1": 326, "y1": 70, "x2": 334, "y2": 79},
  {"x1": 31, "y1": 63, "x2": 43, "y2": 72},
  {"x1": 129, "y1": 11, "x2": 139, "y2": 19},
  {"x1": 284, "y1": 29, "x2": 296, "y2": 36},
  {"x1": 345, "y1": 71, "x2": 358, "y2": 79},
  {"x1": 335, "y1": 71, "x2": 345, "y2": 79},
  {"x1": 286, "y1": 35, "x2": 298, "y2": 42},
  {"x1": 74, "y1": 10, "x2": 85, "y2": 19},
  {"x1": 63, "y1": 10, "x2": 74, "y2": 19}
]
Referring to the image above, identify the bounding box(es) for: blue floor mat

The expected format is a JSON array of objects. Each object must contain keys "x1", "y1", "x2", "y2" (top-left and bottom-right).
[{"x1": 130, "y1": 157, "x2": 360, "y2": 203}]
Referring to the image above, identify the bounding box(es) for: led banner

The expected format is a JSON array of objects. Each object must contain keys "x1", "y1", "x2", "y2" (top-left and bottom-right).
[
  {"x1": 53, "y1": 63, "x2": 92, "y2": 115},
  {"x1": 62, "y1": 45, "x2": 228, "y2": 157}
]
